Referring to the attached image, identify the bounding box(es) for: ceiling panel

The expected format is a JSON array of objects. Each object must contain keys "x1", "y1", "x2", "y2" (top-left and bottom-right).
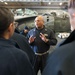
[{"x1": 0, "y1": 1, "x2": 68, "y2": 9}]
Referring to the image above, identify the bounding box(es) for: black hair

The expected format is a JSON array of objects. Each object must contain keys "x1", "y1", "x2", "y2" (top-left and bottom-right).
[
  {"x1": 24, "y1": 26, "x2": 29, "y2": 30},
  {"x1": 68, "y1": 0, "x2": 75, "y2": 8},
  {"x1": 0, "y1": 7, "x2": 14, "y2": 35}
]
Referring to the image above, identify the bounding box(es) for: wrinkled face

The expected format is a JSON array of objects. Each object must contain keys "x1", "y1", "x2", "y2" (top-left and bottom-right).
[
  {"x1": 34, "y1": 16, "x2": 44, "y2": 29},
  {"x1": 68, "y1": 8, "x2": 75, "y2": 31}
]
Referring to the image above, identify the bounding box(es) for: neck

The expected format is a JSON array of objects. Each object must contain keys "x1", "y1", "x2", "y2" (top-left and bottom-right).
[
  {"x1": 37, "y1": 25, "x2": 44, "y2": 29},
  {"x1": 2, "y1": 32, "x2": 10, "y2": 39}
]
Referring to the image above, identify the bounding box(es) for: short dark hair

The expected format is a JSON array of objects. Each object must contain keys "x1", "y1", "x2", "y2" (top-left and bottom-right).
[
  {"x1": 68, "y1": 0, "x2": 75, "y2": 8},
  {"x1": 24, "y1": 26, "x2": 29, "y2": 30},
  {"x1": 0, "y1": 7, "x2": 14, "y2": 34}
]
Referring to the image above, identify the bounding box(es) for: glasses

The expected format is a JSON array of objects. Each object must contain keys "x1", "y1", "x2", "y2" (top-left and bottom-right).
[
  {"x1": 14, "y1": 22, "x2": 18, "y2": 26},
  {"x1": 34, "y1": 20, "x2": 43, "y2": 22}
]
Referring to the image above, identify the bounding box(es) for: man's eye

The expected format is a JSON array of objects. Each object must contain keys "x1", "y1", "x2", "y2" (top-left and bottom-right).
[{"x1": 34, "y1": 20, "x2": 40, "y2": 22}]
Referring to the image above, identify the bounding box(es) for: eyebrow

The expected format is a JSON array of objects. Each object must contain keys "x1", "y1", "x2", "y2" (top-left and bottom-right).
[{"x1": 34, "y1": 20, "x2": 43, "y2": 21}]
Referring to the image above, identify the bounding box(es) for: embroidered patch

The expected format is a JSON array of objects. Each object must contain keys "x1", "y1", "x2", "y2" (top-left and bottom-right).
[{"x1": 44, "y1": 34, "x2": 48, "y2": 36}]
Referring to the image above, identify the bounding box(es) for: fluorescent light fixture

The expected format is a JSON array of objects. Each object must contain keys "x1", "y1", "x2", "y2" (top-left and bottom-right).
[
  {"x1": 59, "y1": 2, "x2": 62, "y2": 5},
  {"x1": 4, "y1": 2, "x2": 8, "y2": 5},
  {"x1": 0, "y1": 0, "x2": 3, "y2": 2},
  {"x1": 49, "y1": 2, "x2": 51, "y2": 5}
]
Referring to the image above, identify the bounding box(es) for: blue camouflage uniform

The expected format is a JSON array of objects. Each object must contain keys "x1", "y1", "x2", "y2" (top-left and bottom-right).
[
  {"x1": 0, "y1": 38, "x2": 35, "y2": 75},
  {"x1": 27, "y1": 26, "x2": 57, "y2": 74}
]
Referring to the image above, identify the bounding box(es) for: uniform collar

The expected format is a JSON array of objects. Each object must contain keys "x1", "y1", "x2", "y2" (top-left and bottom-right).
[
  {"x1": 35, "y1": 25, "x2": 46, "y2": 30},
  {"x1": 60, "y1": 30, "x2": 75, "y2": 46},
  {"x1": 0, "y1": 38, "x2": 16, "y2": 46}
]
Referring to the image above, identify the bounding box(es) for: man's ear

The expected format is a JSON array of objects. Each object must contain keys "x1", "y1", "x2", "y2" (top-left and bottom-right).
[
  {"x1": 8, "y1": 23, "x2": 15, "y2": 37},
  {"x1": 8, "y1": 23, "x2": 13, "y2": 32}
]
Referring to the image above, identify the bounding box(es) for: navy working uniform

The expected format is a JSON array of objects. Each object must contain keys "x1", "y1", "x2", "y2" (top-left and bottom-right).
[
  {"x1": 42, "y1": 30, "x2": 75, "y2": 75},
  {"x1": 27, "y1": 26, "x2": 57, "y2": 74},
  {"x1": 11, "y1": 32, "x2": 35, "y2": 66},
  {"x1": 0, "y1": 38, "x2": 35, "y2": 75}
]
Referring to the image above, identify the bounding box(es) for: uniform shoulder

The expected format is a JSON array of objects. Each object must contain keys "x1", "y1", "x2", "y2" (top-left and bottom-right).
[
  {"x1": 45, "y1": 26, "x2": 54, "y2": 33},
  {"x1": 28, "y1": 28, "x2": 35, "y2": 33},
  {"x1": 11, "y1": 47, "x2": 28, "y2": 56}
]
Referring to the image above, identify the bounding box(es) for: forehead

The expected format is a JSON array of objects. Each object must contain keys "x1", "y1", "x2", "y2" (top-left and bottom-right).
[{"x1": 35, "y1": 16, "x2": 44, "y2": 20}]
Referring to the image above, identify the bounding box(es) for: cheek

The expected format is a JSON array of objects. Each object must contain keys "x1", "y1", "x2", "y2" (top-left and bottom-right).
[
  {"x1": 13, "y1": 25, "x2": 15, "y2": 31},
  {"x1": 71, "y1": 19, "x2": 75, "y2": 24},
  {"x1": 35, "y1": 22, "x2": 37, "y2": 25},
  {"x1": 70, "y1": 18, "x2": 75, "y2": 29},
  {"x1": 35, "y1": 22, "x2": 40, "y2": 26},
  {"x1": 42, "y1": 22, "x2": 44, "y2": 25}
]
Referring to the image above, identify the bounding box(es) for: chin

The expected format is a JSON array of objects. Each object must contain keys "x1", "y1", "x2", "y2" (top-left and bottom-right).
[{"x1": 38, "y1": 27, "x2": 40, "y2": 28}]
